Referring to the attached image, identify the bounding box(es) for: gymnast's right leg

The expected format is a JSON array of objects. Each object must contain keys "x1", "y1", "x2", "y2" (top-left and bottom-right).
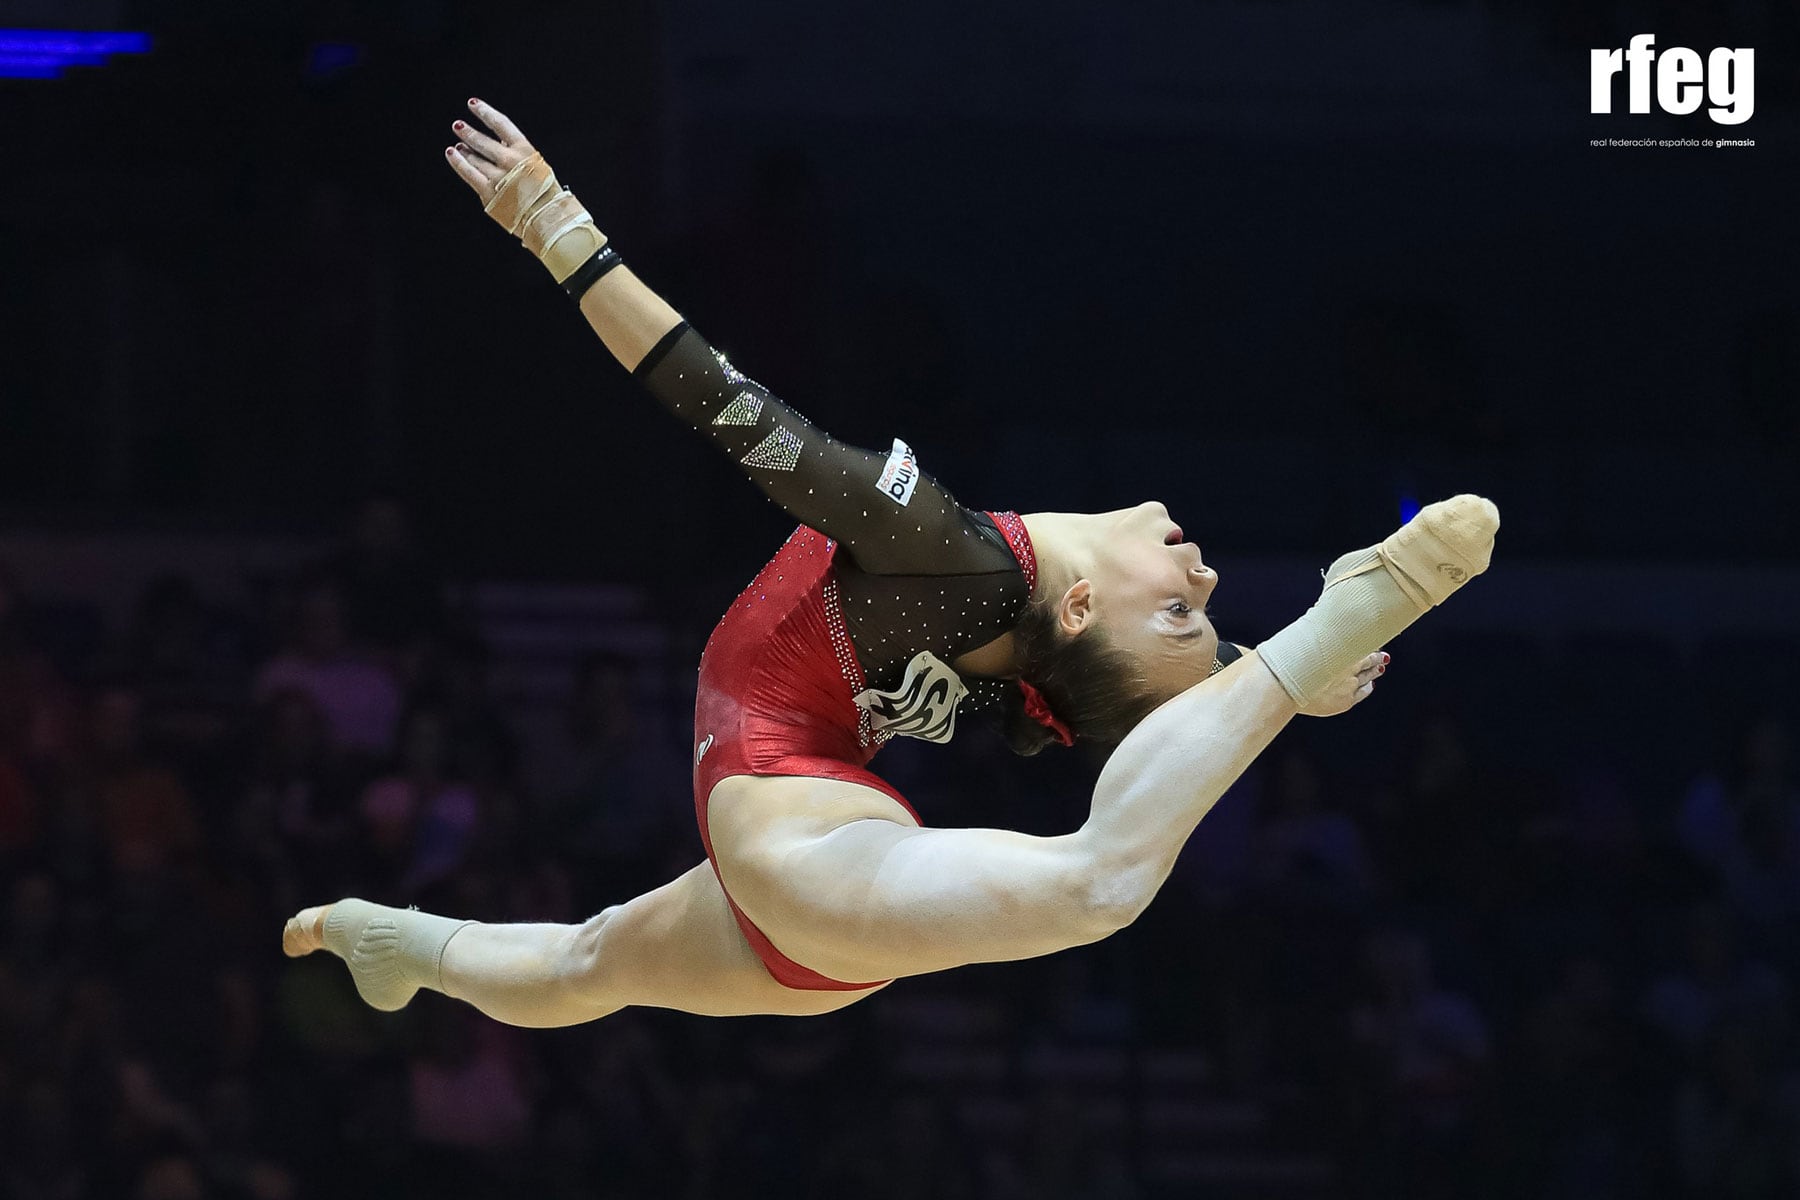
[{"x1": 282, "y1": 862, "x2": 879, "y2": 1026}]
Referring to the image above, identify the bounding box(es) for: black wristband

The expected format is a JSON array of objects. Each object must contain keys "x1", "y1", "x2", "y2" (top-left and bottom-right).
[{"x1": 561, "y1": 245, "x2": 623, "y2": 303}]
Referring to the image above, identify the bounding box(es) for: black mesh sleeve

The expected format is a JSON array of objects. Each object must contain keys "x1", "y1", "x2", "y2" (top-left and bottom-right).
[{"x1": 633, "y1": 323, "x2": 988, "y2": 576}]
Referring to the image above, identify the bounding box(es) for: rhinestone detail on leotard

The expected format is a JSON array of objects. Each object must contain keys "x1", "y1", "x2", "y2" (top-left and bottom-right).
[
  {"x1": 712, "y1": 391, "x2": 763, "y2": 426},
  {"x1": 822, "y1": 571, "x2": 893, "y2": 749},
  {"x1": 741, "y1": 426, "x2": 804, "y2": 472},
  {"x1": 712, "y1": 348, "x2": 747, "y2": 385},
  {"x1": 988, "y1": 510, "x2": 1037, "y2": 595}
]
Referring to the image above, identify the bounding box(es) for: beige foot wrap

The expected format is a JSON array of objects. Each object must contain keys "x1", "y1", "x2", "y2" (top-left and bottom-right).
[
  {"x1": 484, "y1": 151, "x2": 608, "y2": 284},
  {"x1": 322, "y1": 899, "x2": 474, "y2": 1013},
  {"x1": 1257, "y1": 495, "x2": 1499, "y2": 706}
]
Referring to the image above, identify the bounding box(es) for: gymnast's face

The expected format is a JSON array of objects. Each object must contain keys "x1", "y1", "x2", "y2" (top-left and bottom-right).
[{"x1": 1075, "y1": 501, "x2": 1221, "y2": 700}]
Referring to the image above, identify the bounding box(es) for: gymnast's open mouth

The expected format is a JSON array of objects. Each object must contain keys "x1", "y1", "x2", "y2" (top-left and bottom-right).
[{"x1": 1164, "y1": 525, "x2": 1184, "y2": 545}]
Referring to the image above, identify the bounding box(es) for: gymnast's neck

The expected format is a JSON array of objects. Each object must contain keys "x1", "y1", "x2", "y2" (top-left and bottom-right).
[{"x1": 948, "y1": 511, "x2": 1088, "y2": 679}]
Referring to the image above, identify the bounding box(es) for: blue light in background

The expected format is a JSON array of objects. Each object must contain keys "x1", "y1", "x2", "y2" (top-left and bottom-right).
[
  {"x1": 306, "y1": 41, "x2": 365, "y2": 79},
  {"x1": 0, "y1": 29, "x2": 151, "y2": 78},
  {"x1": 0, "y1": 55, "x2": 61, "y2": 77},
  {"x1": 1398, "y1": 492, "x2": 1421, "y2": 524}
]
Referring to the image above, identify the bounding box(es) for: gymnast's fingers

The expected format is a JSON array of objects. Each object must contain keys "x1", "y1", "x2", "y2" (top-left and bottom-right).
[
  {"x1": 452, "y1": 118, "x2": 516, "y2": 169},
  {"x1": 445, "y1": 144, "x2": 496, "y2": 201},
  {"x1": 455, "y1": 139, "x2": 507, "y2": 180},
  {"x1": 467, "y1": 97, "x2": 532, "y2": 151}
]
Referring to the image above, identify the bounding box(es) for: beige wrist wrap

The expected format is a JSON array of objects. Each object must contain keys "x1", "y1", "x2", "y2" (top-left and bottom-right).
[{"x1": 484, "y1": 152, "x2": 608, "y2": 284}]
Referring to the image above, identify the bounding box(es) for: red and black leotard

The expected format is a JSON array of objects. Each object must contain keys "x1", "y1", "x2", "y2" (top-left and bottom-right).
[{"x1": 631, "y1": 321, "x2": 1041, "y2": 990}]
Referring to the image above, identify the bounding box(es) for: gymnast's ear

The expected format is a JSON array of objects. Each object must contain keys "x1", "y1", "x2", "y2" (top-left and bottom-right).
[{"x1": 1055, "y1": 580, "x2": 1094, "y2": 637}]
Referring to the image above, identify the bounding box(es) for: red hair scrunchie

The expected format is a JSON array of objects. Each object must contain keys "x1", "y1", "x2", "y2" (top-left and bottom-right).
[{"x1": 1017, "y1": 679, "x2": 1074, "y2": 747}]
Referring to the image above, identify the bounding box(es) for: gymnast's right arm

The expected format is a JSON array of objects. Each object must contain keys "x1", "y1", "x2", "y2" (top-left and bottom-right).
[{"x1": 446, "y1": 100, "x2": 975, "y2": 572}]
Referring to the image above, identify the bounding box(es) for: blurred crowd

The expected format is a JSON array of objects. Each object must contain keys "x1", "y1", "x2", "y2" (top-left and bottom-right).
[{"x1": 1, "y1": 497, "x2": 1798, "y2": 1200}]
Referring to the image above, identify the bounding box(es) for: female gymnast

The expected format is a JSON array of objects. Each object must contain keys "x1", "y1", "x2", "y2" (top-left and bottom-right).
[{"x1": 283, "y1": 100, "x2": 1499, "y2": 1023}]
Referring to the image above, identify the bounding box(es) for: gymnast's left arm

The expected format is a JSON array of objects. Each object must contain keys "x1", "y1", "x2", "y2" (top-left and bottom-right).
[{"x1": 445, "y1": 99, "x2": 981, "y2": 572}]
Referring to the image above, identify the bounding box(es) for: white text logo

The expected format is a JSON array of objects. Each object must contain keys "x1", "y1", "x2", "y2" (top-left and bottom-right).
[
  {"x1": 876, "y1": 438, "x2": 921, "y2": 507},
  {"x1": 1591, "y1": 35, "x2": 1754, "y2": 125}
]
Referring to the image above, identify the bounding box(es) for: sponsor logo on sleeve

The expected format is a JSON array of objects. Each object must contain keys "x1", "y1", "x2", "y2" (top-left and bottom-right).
[{"x1": 876, "y1": 438, "x2": 921, "y2": 507}]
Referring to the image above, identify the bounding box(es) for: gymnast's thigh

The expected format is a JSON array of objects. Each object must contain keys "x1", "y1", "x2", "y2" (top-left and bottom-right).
[
  {"x1": 606, "y1": 860, "x2": 887, "y2": 1016},
  {"x1": 706, "y1": 773, "x2": 1102, "y2": 983}
]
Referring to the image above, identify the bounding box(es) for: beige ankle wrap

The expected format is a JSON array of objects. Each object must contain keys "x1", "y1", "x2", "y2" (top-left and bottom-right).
[
  {"x1": 1324, "y1": 494, "x2": 1498, "y2": 611},
  {"x1": 1257, "y1": 495, "x2": 1499, "y2": 706},
  {"x1": 323, "y1": 899, "x2": 474, "y2": 1013}
]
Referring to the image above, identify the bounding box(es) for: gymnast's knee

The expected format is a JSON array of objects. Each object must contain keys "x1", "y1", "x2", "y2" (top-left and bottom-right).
[{"x1": 560, "y1": 907, "x2": 624, "y2": 998}]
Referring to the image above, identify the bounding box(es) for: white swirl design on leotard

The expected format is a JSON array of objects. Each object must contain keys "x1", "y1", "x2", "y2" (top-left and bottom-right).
[{"x1": 853, "y1": 650, "x2": 970, "y2": 744}]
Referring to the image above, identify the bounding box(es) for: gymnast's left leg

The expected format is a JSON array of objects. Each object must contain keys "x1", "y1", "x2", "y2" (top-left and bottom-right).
[
  {"x1": 282, "y1": 862, "x2": 881, "y2": 1026},
  {"x1": 711, "y1": 498, "x2": 1501, "y2": 983}
]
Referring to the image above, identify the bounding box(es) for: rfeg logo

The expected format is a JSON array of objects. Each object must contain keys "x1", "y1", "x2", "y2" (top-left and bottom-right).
[{"x1": 1591, "y1": 35, "x2": 1754, "y2": 125}]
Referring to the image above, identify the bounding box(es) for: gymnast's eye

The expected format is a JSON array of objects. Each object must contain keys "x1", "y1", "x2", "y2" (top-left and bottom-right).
[{"x1": 1167, "y1": 601, "x2": 1192, "y2": 616}]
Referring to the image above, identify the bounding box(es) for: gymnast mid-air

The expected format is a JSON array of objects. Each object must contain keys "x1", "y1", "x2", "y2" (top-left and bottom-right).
[{"x1": 283, "y1": 99, "x2": 1498, "y2": 1024}]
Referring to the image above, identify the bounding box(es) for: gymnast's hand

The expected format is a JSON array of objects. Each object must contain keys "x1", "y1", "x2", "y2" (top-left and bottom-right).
[
  {"x1": 443, "y1": 97, "x2": 540, "y2": 209},
  {"x1": 1297, "y1": 650, "x2": 1387, "y2": 717},
  {"x1": 442, "y1": 97, "x2": 613, "y2": 289}
]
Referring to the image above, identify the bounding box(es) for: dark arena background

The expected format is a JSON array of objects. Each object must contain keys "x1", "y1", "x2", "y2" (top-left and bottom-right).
[{"x1": 2, "y1": 1, "x2": 1797, "y2": 1197}]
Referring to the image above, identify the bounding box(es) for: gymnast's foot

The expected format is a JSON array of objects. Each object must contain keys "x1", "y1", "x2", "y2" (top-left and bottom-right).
[
  {"x1": 282, "y1": 904, "x2": 331, "y2": 957},
  {"x1": 282, "y1": 899, "x2": 472, "y2": 1013},
  {"x1": 1322, "y1": 494, "x2": 1498, "y2": 611},
  {"x1": 1257, "y1": 495, "x2": 1499, "y2": 705}
]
